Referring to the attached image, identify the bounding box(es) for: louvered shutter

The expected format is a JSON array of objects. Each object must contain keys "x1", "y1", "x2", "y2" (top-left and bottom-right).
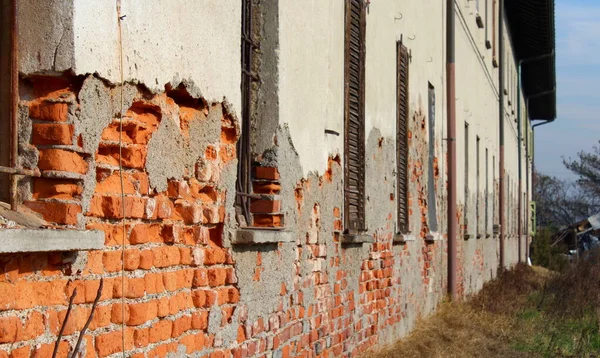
[
  {"x1": 344, "y1": 0, "x2": 366, "y2": 232},
  {"x1": 397, "y1": 42, "x2": 409, "y2": 233}
]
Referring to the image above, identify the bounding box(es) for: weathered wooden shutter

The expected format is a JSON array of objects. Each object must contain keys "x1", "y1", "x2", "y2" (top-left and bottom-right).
[
  {"x1": 396, "y1": 42, "x2": 409, "y2": 233},
  {"x1": 344, "y1": 0, "x2": 366, "y2": 232}
]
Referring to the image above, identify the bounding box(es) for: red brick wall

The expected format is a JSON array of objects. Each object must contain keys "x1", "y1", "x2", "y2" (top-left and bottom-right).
[{"x1": 0, "y1": 74, "x2": 498, "y2": 358}]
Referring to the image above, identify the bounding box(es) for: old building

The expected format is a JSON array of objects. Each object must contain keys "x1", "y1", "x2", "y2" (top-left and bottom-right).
[{"x1": 0, "y1": 0, "x2": 555, "y2": 357}]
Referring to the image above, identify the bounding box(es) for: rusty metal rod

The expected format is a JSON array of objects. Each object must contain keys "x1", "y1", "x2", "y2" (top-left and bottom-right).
[
  {"x1": 446, "y1": 0, "x2": 458, "y2": 300},
  {"x1": 0, "y1": 165, "x2": 40, "y2": 177},
  {"x1": 9, "y1": 0, "x2": 18, "y2": 211}
]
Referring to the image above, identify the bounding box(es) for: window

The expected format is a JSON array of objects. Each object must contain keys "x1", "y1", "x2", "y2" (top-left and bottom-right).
[
  {"x1": 235, "y1": 0, "x2": 255, "y2": 226},
  {"x1": 464, "y1": 123, "x2": 469, "y2": 236},
  {"x1": 344, "y1": 0, "x2": 366, "y2": 233},
  {"x1": 427, "y1": 83, "x2": 437, "y2": 232},
  {"x1": 485, "y1": 0, "x2": 492, "y2": 49},
  {"x1": 476, "y1": 136, "x2": 480, "y2": 237},
  {"x1": 396, "y1": 41, "x2": 409, "y2": 234},
  {"x1": 485, "y1": 148, "x2": 489, "y2": 235},
  {"x1": 0, "y1": 1, "x2": 11, "y2": 203},
  {"x1": 493, "y1": 155, "x2": 496, "y2": 232},
  {"x1": 492, "y1": 0, "x2": 498, "y2": 67},
  {"x1": 476, "y1": 0, "x2": 484, "y2": 28}
]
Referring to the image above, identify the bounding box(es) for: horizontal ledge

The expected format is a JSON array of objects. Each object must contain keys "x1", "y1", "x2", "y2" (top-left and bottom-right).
[
  {"x1": 0, "y1": 229, "x2": 104, "y2": 253},
  {"x1": 393, "y1": 233, "x2": 416, "y2": 244},
  {"x1": 341, "y1": 233, "x2": 374, "y2": 244},
  {"x1": 232, "y1": 228, "x2": 295, "y2": 245}
]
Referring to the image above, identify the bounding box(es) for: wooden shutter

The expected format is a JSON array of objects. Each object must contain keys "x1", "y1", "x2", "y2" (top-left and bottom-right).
[
  {"x1": 396, "y1": 42, "x2": 409, "y2": 233},
  {"x1": 344, "y1": 0, "x2": 366, "y2": 232}
]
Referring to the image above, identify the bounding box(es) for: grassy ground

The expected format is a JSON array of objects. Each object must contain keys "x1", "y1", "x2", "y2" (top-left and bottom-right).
[{"x1": 369, "y1": 259, "x2": 600, "y2": 358}]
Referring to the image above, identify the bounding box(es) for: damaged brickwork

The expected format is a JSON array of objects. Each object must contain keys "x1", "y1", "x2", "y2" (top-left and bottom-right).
[{"x1": 0, "y1": 75, "x2": 503, "y2": 358}]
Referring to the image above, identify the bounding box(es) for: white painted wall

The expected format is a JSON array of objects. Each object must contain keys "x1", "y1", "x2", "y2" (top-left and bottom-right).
[
  {"x1": 278, "y1": 0, "x2": 345, "y2": 176},
  {"x1": 19, "y1": 0, "x2": 241, "y2": 114}
]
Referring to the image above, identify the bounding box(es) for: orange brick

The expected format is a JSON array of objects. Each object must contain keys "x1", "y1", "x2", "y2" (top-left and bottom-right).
[
  {"x1": 9, "y1": 346, "x2": 31, "y2": 358},
  {"x1": 95, "y1": 172, "x2": 136, "y2": 195},
  {"x1": 38, "y1": 149, "x2": 88, "y2": 174},
  {"x1": 130, "y1": 223, "x2": 162, "y2": 244},
  {"x1": 254, "y1": 166, "x2": 280, "y2": 180},
  {"x1": 152, "y1": 246, "x2": 180, "y2": 268},
  {"x1": 208, "y1": 268, "x2": 227, "y2": 287},
  {"x1": 157, "y1": 297, "x2": 170, "y2": 318},
  {"x1": 144, "y1": 273, "x2": 164, "y2": 294},
  {"x1": 0, "y1": 317, "x2": 18, "y2": 343},
  {"x1": 95, "y1": 330, "x2": 133, "y2": 357},
  {"x1": 97, "y1": 144, "x2": 147, "y2": 169},
  {"x1": 134, "y1": 327, "x2": 149, "y2": 348},
  {"x1": 111, "y1": 303, "x2": 130, "y2": 324},
  {"x1": 91, "y1": 304, "x2": 111, "y2": 330},
  {"x1": 32, "y1": 123, "x2": 74, "y2": 145},
  {"x1": 24, "y1": 200, "x2": 81, "y2": 225},
  {"x1": 128, "y1": 301, "x2": 157, "y2": 326},
  {"x1": 124, "y1": 249, "x2": 140, "y2": 270},
  {"x1": 172, "y1": 315, "x2": 192, "y2": 337},
  {"x1": 32, "y1": 178, "x2": 82, "y2": 200},
  {"x1": 204, "y1": 248, "x2": 226, "y2": 265},
  {"x1": 32, "y1": 342, "x2": 69, "y2": 358},
  {"x1": 103, "y1": 250, "x2": 122, "y2": 273},
  {"x1": 16, "y1": 311, "x2": 44, "y2": 341},
  {"x1": 191, "y1": 311, "x2": 209, "y2": 330},
  {"x1": 193, "y1": 269, "x2": 208, "y2": 287},
  {"x1": 29, "y1": 100, "x2": 68, "y2": 122},
  {"x1": 192, "y1": 290, "x2": 209, "y2": 308},
  {"x1": 250, "y1": 200, "x2": 281, "y2": 214},
  {"x1": 139, "y1": 250, "x2": 154, "y2": 269},
  {"x1": 125, "y1": 277, "x2": 146, "y2": 298},
  {"x1": 149, "y1": 320, "x2": 172, "y2": 343}
]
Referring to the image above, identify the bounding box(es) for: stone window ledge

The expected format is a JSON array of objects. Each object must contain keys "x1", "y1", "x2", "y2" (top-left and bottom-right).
[
  {"x1": 341, "y1": 233, "x2": 374, "y2": 244},
  {"x1": 393, "y1": 233, "x2": 416, "y2": 244},
  {"x1": 0, "y1": 229, "x2": 104, "y2": 253},
  {"x1": 232, "y1": 228, "x2": 295, "y2": 245}
]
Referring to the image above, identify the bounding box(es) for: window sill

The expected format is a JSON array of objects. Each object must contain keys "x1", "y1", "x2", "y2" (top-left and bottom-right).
[
  {"x1": 393, "y1": 233, "x2": 416, "y2": 244},
  {"x1": 0, "y1": 228, "x2": 104, "y2": 253},
  {"x1": 232, "y1": 227, "x2": 295, "y2": 245},
  {"x1": 340, "y1": 233, "x2": 373, "y2": 244}
]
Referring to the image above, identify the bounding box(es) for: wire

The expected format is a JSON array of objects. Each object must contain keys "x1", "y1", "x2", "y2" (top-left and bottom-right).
[{"x1": 117, "y1": 3, "x2": 126, "y2": 357}]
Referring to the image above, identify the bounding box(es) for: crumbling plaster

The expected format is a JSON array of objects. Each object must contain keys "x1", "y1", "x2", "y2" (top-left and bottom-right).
[{"x1": 18, "y1": 0, "x2": 241, "y2": 117}]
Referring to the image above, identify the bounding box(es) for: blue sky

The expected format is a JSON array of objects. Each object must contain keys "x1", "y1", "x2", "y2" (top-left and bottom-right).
[{"x1": 534, "y1": 0, "x2": 600, "y2": 179}]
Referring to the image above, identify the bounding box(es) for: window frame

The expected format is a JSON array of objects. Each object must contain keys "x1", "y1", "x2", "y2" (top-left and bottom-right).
[
  {"x1": 343, "y1": 0, "x2": 367, "y2": 233},
  {"x1": 396, "y1": 41, "x2": 410, "y2": 234}
]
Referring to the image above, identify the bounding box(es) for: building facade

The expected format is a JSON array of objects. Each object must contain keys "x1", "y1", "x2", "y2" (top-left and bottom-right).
[{"x1": 0, "y1": 0, "x2": 555, "y2": 357}]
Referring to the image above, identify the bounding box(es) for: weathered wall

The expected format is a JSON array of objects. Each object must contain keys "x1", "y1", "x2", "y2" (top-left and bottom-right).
[{"x1": 0, "y1": 1, "x2": 533, "y2": 357}]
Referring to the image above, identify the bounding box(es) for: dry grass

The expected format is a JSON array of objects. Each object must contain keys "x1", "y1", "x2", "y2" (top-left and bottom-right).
[{"x1": 369, "y1": 264, "x2": 551, "y2": 358}]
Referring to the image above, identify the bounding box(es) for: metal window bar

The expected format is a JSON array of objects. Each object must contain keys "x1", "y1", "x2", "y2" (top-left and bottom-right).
[
  {"x1": 235, "y1": 0, "x2": 259, "y2": 226},
  {"x1": 427, "y1": 83, "x2": 438, "y2": 232},
  {"x1": 0, "y1": 0, "x2": 40, "y2": 210}
]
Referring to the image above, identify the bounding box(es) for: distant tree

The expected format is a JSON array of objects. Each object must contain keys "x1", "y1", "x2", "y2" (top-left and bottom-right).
[
  {"x1": 564, "y1": 142, "x2": 600, "y2": 198},
  {"x1": 534, "y1": 172, "x2": 598, "y2": 230}
]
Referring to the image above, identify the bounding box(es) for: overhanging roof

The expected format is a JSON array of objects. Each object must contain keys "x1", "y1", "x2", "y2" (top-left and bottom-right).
[{"x1": 505, "y1": 0, "x2": 556, "y2": 121}]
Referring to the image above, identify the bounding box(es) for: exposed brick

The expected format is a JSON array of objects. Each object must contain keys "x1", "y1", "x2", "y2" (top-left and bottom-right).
[
  {"x1": 32, "y1": 178, "x2": 82, "y2": 200},
  {"x1": 208, "y1": 268, "x2": 227, "y2": 287},
  {"x1": 149, "y1": 320, "x2": 173, "y2": 343},
  {"x1": 250, "y1": 200, "x2": 281, "y2": 214},
  {"x1": 95, "y1": 330, "x2": 133, "y2": 357},
  {"x1": 29, "y1": 100, "x2": 68, "y2": 122},
  {"x1": 38, "y1": 149, "x2": 88, "y2": 174},
  {"x1": 0, "y1": 317, "x2": 18, "y2": 343},
  {"x1": 124, "y1": 249, "x2": 140, "y2": 270},
  {"x1": 128, "y1": 301, "x2": 158, "y2": 326},
  {"x1": 254, "y1": 166, "x2": 280, "y2": 180},
  {"x1": 24, "y1": 200, "x2": 81, "y2": 225},
  {"x1": 32, "y1": 123, "x2": 74, "y2": 145}
]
